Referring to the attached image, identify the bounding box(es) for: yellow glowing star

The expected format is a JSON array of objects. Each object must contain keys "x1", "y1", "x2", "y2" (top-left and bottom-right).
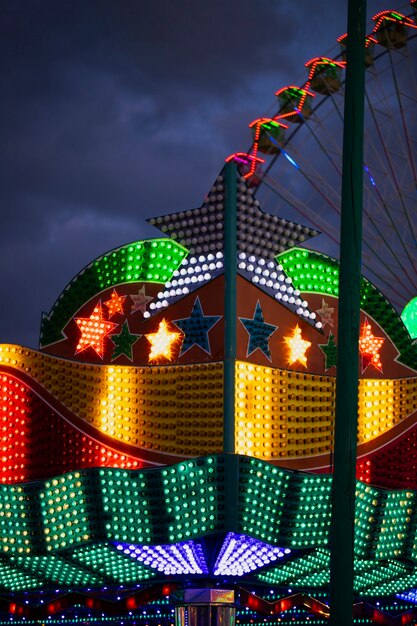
[
  {"x1": 104, "y1": 289, "x2": 126, "y2": 318},
  {"x1": 75, "y1": 302, "x2": 118, "y2": 358},
  {"x1": 145, "y1": 319, "x2": 181, "y2": 362},
  {"x1": 284, "y1": 324, "x2": 311, "y2": 367}
]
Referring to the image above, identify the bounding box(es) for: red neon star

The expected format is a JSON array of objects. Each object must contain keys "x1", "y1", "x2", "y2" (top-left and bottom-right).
[
  {"x1": 75, "y1": 302, "x2": 118, "y2": 358},
  {"x1": 104, "y1": 289, "x2": 126, "y2": 318},
  {"x1": 359, "y1": 318, "x2": 385, "y2": 373}
]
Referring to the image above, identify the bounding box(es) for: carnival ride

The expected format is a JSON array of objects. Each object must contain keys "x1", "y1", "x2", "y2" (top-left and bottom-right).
[{"x1": 1, "y1": 3, "x2": 417, "y2": 625}]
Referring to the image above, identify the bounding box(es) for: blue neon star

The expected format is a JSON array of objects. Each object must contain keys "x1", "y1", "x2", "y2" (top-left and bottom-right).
[
  {"x1": 173, "y1": 297, "x2": 221, "y2": 356},
  {"x1": 240, "y1": 302, "x2": 278, "y2": 360}
]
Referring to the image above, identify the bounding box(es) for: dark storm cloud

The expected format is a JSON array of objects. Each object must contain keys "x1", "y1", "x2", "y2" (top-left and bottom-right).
[{"x1": 4, "y1": 0, "x2": 406, "y2": 347}]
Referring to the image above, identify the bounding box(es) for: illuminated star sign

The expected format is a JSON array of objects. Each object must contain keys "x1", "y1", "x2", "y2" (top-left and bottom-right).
[
  {"x1": 130, "y1": 286, "x2": 153, "y2": 314},
  {"x1": 319, "y1": 332, "x2": 338, "y2": 370},
  {"x1": 316, "y1": 298, "x2": 334, "y2": 327},
  {"x1": 284, "y1": 324, "x2": 311, "y2": 367},
  {"x1": 75, "y1": 302, "x2": 118, "y2": 358},
  {"x1": 145, "y1": 319, "x2": 182, "y2": 362},
  {"x1": 359, "y1": 318, "x2": 384, "y2": 373},
  {"x1": 110, "y1": 321, "x2": 141, "y2": 361},
  {"x1": 240, "y1": 301, "x2": 278, "y2": 361},
  {"x1": 173, "y1": 297, "x2": 221, "y2": 356},
  {"x1": 104, "y1": 289, "x2": 126, "y2": 318}
]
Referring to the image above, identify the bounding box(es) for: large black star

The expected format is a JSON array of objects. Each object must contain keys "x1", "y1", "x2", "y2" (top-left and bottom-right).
[
  {"x1": 110, "y1": 321, "x2": 141, "y2": 361},
  {"x1": 173, "y1": 297, "x2": 221, "y2": 356},
  {"x1": 240, "y1": 302, "x2": 278, "y2": 361}
]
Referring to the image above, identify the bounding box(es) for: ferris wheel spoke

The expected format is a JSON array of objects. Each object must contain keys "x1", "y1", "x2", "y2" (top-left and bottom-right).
[
  {"x1": 360, "y1": 255, "x2": 407, "y2": 308},
  {"x1": 387, "y1": 42, "x2": 417, "y2": 196},
  {"x1": 261, "y1": 181, "x2": 414, "y2": 304},
  {"x1": 324, "y1": 89, "x2": 345, "y2": 124},
  {"x1": 363, "y1": 241, "x2": 416, "y2": 298},
  {"x1": 361, "y1": 168, "x2": 417, "y2": 290},
  {"x1": 279, "y1": 147, "x2": 342, "y2": 215},
  {"x1": 403, "y1": 39, "x2": 417, "y2": 125},
  {"x1": 367, "y1": 42, "x2": 417, "y2": 183},
  {"x1": 264, "y1": 165, "x2": 412, "y2": 302},
  {"x1": 263, "y1": 164, "x2": 413, "y2": 302},
  {"x1": 262, "y1": 173, "x2": 339, "y2": 242},
  {"x1": 363, "y1": 87, "x2": 417, "y2": 281},
  {"x1": 298, "y1": 117, "x2": 343, "y2": 177}
]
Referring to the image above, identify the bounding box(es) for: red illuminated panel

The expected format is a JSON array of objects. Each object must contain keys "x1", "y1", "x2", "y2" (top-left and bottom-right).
[
  {"x1": 0, "y1": 375, "x2": 145, "y2": 483},
  {"x1": 0, "y1": 375, "x2": 30, "y2": 483}
]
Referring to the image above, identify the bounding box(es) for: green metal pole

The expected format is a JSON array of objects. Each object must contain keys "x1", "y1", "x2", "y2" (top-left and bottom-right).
[
  {"x1": 223, "y1": 161, "x2": 238, "y2": 454},
  {"x1": 330, "y1": 0, "x2": 366, "y2": 625}
]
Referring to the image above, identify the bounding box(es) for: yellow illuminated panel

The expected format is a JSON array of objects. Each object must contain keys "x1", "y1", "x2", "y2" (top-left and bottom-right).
[
  {"x1": 235, "y1": 362, "x2": 277, "y2": 458},
  {"x1": 2, "y1": 346, "x2": 417, "y2": 462},
  {"x1": 235, "y1": 362, "x2": 334, "y2": 459},
  {"x1": 358, "y1": 379, "x2": 395, "y2": 441},
  {"x1": 358, "y1": 378, "x2": 417, "y2": 441},
  {"x1": 234, "y1": 361, "x2": 417, "y2": 460},
  {"x1": 0, "y1": 345, "x2": 223, "y2": 457}
]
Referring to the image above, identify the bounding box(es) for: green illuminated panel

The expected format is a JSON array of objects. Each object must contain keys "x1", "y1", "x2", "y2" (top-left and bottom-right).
[
  {"x1": 360, "y1": 566, "x2": 417, "y2": 598},
  {"x1": 95, "y1": 239, "x2": 187, "y2": 288},
  {"x1": 39, "y1": 472, "x2": 92, "y2": 551},
  {"x1": 0, "y1": 484, "x2": 32, "y2": 555},
  {"x1": 99, "y1": 468, "x2": 152, "y2": 544},
  {"x1": 160, "y1": 455, "x2": 223, "y2": 543},
  {"x1": 375, "y1": 491, "x2": 415, "y2": 559},
  {"x1": 278, "y1": 248, "x2": 339, "y2": 296},
  {"x1": 70, "y1": 543, "x2": 155, "y2": 584},
  {"x1": 402, "y1": 296, "x2": 417, "y2": 339},
  {"x1": 259, "y1": 549, "x2": 411, "y2": 597},
  {"x1": 354, "y1": 481, "x2": 382, "y2": 558},
  {"x1": 290, "y1": 475, "x2": 332, "y2": 549},
  {"x1": 2, "y1": 457, "x2": 417, "y2": 597},
  {"x1": 10, "y1": 554, "x2": 103, "y2": 588},
  {"x1": 354, "y1": 560, "x2": 409, "y2": 594},
  {"x1": 406, "y1": 506, "x2": 417, "y2": 561},
  {"x1": 0, "y1": 558, "x2": 43, "y2": 591},
  {"x1": 40, "y1": 238, "x2": 188, "y2": 346},
  {"x1": 258, "y1": 550, "x2": 330, "y2": 586},
  {"x1": 295, "y1": 568, "x2": 329, "y2": 588},
  {"x1": 238, "y1": 457, "x2": 291, "y2": 543}
]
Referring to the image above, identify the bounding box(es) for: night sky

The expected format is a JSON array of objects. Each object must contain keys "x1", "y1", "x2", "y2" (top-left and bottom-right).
[{"x1": 1, "y1": 0, "x2": 413, "y2": 348}]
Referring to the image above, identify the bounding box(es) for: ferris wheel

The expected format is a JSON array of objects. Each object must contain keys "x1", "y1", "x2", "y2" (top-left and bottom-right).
[{"x1": 228, "y1": 2, "x2": 417, "y2": 331}]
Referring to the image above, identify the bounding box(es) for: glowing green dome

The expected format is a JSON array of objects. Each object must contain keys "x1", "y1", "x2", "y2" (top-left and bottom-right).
[{"x1": 402, "y1": 296, "x2": 417, "y2": 340}]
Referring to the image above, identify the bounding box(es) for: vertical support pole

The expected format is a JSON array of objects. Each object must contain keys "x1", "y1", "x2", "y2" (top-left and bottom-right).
[
  {"x1": 223, "y1": 162, "x2": 238, "y2": 454},
  {"x1": 329, "y1": 1, "x2": 366, "y2": 625}
]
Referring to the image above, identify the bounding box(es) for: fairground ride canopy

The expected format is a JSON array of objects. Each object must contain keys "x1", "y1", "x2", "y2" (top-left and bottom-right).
[
  {"x1": 2, "y1": 3, "x2": 417, "y2": 624},
  {"x1": 1, "y1": 166, "x2": 417, "y2": 625}
]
